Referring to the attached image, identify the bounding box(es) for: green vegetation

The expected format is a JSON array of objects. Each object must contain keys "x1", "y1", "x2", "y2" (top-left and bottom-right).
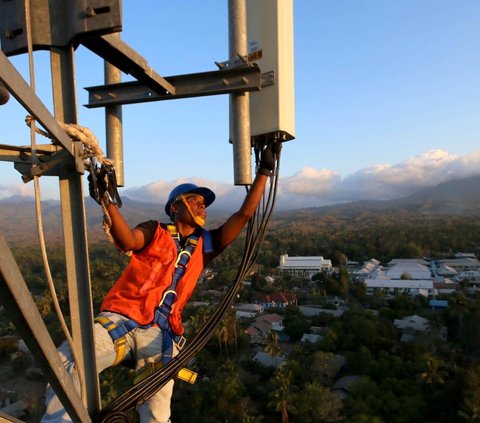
[{"x1": 2, "y1": 212, "x2": 480, "y2": 421}]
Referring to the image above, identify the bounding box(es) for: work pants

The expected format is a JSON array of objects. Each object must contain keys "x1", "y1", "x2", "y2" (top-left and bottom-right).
[{"x1": 41, "y1": 311, "x2": 176, "y2": 423}]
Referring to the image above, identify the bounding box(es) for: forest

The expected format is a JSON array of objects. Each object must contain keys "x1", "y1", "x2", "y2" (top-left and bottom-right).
[{"x1": 2, "y1": 210, "x2": 480, "y2": 422}]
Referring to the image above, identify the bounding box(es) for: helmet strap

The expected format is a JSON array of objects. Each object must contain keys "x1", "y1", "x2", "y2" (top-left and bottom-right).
[{"x1": 180, "y1": 195, "x2": 206, "y2": 227}]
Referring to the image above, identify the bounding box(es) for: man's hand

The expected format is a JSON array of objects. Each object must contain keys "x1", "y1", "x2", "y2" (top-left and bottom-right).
[
  {"x1": 258, "y1": 142, "x2": 280, "y2": 176},
  {"x1": 88, "y1": 170, "x2": 108, "y2": 205}
]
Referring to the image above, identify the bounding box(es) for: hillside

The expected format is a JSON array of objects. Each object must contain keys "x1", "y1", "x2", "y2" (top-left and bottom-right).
[
  {"x1": 274, "y1": 174, "x2": 480, "y2": 221},
  {"x1": 1, "y1": 174, "x2": 480, "y2": 246}
]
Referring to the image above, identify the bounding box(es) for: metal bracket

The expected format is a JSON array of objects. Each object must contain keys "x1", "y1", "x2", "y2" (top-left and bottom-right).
[
  {"x1": 0, "y1": 142, "x2": 79, "y2": 181},
  {"x1": 0, "y1": 0, "x2": 122, "y2": 56},
  {"x1": 15, "y1": 149, "x2": 73, "y2": 182},
  {"x1": 215, "y1": 49, "x2": 263, "y2": 69},
  {"x1": 85, "y1": 64, "x2": 265, "y2": 108}
]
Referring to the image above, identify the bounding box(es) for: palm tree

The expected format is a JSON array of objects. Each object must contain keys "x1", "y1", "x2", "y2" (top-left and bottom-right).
[
  {"x1": 268, "y1": 367, "x2": 297, "y2": 423},
  {"x1": 214, "y1": 309, "x2": 238, "y2": 356},
  {"x1": 458, "y1": 365, "x2": 480, "y2": 422},
  {"x1": 420, "y1": 353, "x2": 446, "y2": 385},
  {"x1": 264, "y1": 330, "x2": 280, "y2": 367}
]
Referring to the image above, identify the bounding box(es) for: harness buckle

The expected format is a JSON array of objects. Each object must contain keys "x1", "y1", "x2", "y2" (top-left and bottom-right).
[
  {"x1": 175, "y1": 335, "x2": 187, "y2": 350},
  {"x1": 158, "y1": 289, "x2": 177, "y2": 307},
  {"x1": 175, "y1": 250, "x2": 192, "y2": 268}
]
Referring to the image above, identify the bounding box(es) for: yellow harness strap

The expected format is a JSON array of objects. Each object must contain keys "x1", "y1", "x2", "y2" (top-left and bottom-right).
[{"x1": 95, "y1": 316, "x2": 127, "y2": 366}]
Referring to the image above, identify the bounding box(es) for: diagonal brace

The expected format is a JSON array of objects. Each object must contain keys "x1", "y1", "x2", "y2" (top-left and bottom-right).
[
  {"x1": 0, "y1": 51, "x2": 85, "y2": 175},
  {"x1": 0, "y1": 51, "x2": 74, "y2": 155},
  {"x1": 0, "y1": 231, "x2": 91, "y2": 423}
]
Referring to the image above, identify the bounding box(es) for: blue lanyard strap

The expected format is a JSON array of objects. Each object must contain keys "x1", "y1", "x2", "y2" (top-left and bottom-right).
[{"x1": 156, "y1": 225, "x2": 201, "y2": 363}]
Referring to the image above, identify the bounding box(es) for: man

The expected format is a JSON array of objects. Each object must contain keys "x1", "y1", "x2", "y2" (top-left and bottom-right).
[{"x1": 42, "y1": 144, "x2": 276, "y2": 423}]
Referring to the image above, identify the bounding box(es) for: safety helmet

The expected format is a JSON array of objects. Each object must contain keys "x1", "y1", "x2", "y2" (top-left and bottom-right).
[{"x1": 165, "y1": 183, "x2": 215, "y2": 218}]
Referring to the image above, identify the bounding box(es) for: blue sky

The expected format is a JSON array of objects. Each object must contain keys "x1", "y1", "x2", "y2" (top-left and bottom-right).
[{"x1": 1, "y1": 1, "x2": 480, "y2": 210}]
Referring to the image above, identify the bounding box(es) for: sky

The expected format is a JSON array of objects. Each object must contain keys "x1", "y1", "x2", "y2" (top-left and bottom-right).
[{"x1": 1, "y1": 1, "x2": 480, "y2": 211}]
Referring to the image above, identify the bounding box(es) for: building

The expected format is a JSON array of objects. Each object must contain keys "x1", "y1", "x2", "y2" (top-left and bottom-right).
[
  {"x1": 437, "y1": 257, "x2": 480, "y2": 272},
  {"x1": 384, "y1": 262, "x2": 432, "y2": 280},
  {"x1": 234, "y1": 303, "x2": 264, "y2": 319},
  {"x1": 394, "y1": 314, "x2": 447, "y2": 342},
  {"x1": 278, "y1": 254, "x2": 332, "y2": 278},
  {"x1": 454, "y1": 271, "x2": 480, "y2": 283},
  {"x1": 255, "y1": 292, "x2": 297, "y2": 309},
  {"x1": 364, "y1": 279, "x2": 435, "y2": 296},
  {"x1": 245, "y1": 313, "x2": 285, "y2": 344},
  {"x1": 256, "y1": 313, "x2": 284, "y2": 331},
  {"x1": 300, "y1": 333, "x2": 322, "y2": 343},
  {"x1": 351, "y1": 259, "x2": 381, "y2": 281},
  {"x1": 252, "y1": 351, "x2": 285, "y2": 369}
]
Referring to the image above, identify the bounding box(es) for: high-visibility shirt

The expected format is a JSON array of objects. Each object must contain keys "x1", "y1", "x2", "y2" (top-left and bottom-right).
[{"x1": 101, "y1": 223, "x2": 213, "y2": 335}]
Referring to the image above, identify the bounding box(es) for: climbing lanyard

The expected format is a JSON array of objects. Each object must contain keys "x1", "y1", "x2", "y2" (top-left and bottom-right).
[{"x1": 154, "y1": 224, "x2": 201, "y2": 363}]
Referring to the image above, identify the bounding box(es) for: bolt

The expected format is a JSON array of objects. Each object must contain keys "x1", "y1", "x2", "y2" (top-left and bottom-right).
[{"x1": 85, "y1": 6, "x2": 96, "y2": 17}]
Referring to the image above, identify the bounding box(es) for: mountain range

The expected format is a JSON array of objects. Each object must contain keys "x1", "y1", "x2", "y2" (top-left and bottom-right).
[{"x1": 1, "y1": 174, "x2": 479, "y2": 245}]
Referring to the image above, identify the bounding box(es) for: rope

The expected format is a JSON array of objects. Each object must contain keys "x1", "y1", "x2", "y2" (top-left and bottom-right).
[
  {"x1": 24, "y1": 115, "x2": 113, "y2": 167},
  {"x1": 25, "y1": 115, "x2": 116, "y2": 244},
  {"x1": 22, "y1": 0, "x2": 87, "y2": 400}
]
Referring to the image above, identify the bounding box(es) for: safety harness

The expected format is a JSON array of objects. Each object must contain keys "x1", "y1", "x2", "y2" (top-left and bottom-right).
[{"x1": 95, "y1": 224, "x2": 213, "y2": 381}]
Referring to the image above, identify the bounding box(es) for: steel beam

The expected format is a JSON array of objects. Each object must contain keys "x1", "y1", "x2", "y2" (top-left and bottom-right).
[
  {"x1": 0, "y1": 231, "x2": 91, "y2": 423},
  {"x1": 51, "y1": 46, "x2": 101, "y2": 416},
  {"x1": 0, "y1": 143, "x2": 59, "y2": 162},
  {"x1": 85, "y1": 64, "x2": 263, "y2": 108},
  {"x1": 0, "y1": 0, "x2": 122, "y2": 56},
  {"x1": 82, "y1": 34, "x2": 176, "y2": 95}
]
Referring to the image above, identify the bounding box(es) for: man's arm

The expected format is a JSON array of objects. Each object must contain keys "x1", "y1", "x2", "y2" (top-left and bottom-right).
[
  {"x1": 216, "y1": 172, "x2": 269, "y2": 249},
  {"x1": 215, "y1": 142, "x2": 277, "y2": 249},
  {"x1": 88, "y1": 173, "x2": 147, "y2": 251},
  {"x1": 104, "y1": 204, "x2": 148, "y2": 251}
]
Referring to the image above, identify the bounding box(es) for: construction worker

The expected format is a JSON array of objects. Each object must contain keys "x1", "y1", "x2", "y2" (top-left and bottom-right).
[{"x1": 41, "y1": 143, "x2": 276, "y2": 423}]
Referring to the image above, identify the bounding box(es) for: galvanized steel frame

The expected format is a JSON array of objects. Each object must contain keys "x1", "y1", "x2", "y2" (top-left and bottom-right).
[{"x1": 0, "y1": 0, "x2": 260, "y2": 420}]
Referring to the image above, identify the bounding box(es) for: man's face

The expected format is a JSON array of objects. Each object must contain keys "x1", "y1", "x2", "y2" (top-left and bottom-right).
[{"x1": 173, "y1": 194, "x2": 207, "y2": 226}]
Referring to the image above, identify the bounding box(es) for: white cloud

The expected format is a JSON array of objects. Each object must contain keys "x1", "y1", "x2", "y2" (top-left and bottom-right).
[
  {"x1": 123, "y1": 177, "x2": 246, "y2": 212},
  {"x1": 272, "y1": 149, "x2": 480, "y2": 208},
  {"x1": 281, "y1": 168, "x2": 340, "y2": 195},
  {"x1": 0, "y1": 182, "x2": 35, "y2": 198},
  {"x1": 6, "y1": 149, "x2": 479, "y2": 211}
]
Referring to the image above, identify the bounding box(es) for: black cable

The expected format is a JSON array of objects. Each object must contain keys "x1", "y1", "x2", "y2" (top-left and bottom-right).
[{"x1": 95, "y1": 146, "x2": 281, "y2": 422}]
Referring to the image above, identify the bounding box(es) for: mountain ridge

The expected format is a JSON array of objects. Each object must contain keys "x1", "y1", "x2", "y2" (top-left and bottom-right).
[{"x1": 1, "y1": 174, "x2": 479, "y2": 245}]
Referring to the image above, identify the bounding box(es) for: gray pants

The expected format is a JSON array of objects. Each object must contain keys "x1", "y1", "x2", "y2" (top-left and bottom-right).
[{"x1": 41, "y1": 311, "x2": 176, "y2": 423}]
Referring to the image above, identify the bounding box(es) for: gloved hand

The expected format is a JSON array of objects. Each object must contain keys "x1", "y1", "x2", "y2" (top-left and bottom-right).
[
  {"x1": 88, "y1": 169, "x2": 108, "y2": 205},
  {"x1": 89, "y1": 163, "x2": 122, "y2": 207},
  {"x1": 258, "y1": 142, "x2": 278, "y2": 176}
]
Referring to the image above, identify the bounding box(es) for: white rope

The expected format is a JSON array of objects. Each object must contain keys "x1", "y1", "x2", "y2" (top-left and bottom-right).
[
  {"x1": 22, "y1": 1, "x2": 87, "y2": 401},
  {"x1": 25, "y1": 115, "x2": 114, "y2": 167},
  {"x1": 25, "y1": 115, "x2": 116, "y2": 244}
]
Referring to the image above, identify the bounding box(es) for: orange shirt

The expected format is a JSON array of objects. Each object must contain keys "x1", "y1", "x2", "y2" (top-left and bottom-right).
[{"x1": 101, "y1": 223, "x2": 210, "y2": 335}]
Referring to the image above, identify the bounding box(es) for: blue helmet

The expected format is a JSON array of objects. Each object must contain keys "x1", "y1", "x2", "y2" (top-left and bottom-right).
[{"x1": 165, "y1": 183, "x2": 215, "y2": 218}]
